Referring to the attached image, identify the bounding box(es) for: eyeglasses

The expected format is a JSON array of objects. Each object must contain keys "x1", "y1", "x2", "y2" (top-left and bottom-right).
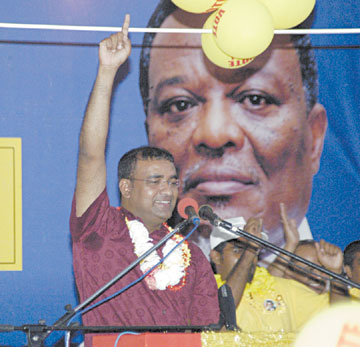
[{"x1": 129, "y1": 177, "x2": 180, "y2": 188}]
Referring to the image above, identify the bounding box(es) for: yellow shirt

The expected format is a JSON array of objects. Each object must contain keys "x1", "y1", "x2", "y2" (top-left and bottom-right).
[
  {"x1": 350, "y1": 287, "x2": 360, "y2": 301},
  {"x1": 216, "y1": 267, "x2": 329, "y2": 333}
]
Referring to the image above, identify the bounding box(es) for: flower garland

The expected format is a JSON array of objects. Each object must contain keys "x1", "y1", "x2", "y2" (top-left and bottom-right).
[{"x1": 126, "y1": 217, "x2": 191, "y2": 291}]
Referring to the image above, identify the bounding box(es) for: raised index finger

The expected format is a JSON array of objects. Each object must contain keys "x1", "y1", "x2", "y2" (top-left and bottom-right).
[
  {"x1": 280, "y1": 203, "x2": 289, "y2": 225},
  {"x1": 122, "y1": 14, "x2": 130, "y2": 38}
]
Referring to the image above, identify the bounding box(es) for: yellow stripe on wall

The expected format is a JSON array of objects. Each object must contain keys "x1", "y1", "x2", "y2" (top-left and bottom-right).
[{"x1": 0, "y1": 138, "x2": 22, "y2": 271}]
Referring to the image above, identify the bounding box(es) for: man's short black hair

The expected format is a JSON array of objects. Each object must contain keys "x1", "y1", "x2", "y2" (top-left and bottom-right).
[
  {"x1": 117, "y1": 145, "x2": 175, "y2": 198},
  {"x1": 139, "y1": 0, "x2": 318, "y2": 116},
  {"x1": 344, "y1": 240, "x2": 360, "y2": 268},
  {"x1": 295, "y1": 239, "x2": 317, "y2": 251}
]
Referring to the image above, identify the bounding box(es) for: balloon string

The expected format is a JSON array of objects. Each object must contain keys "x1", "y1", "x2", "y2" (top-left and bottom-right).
[{"x1": 0, "y1": 23, "x2": 359, "y2": 34}]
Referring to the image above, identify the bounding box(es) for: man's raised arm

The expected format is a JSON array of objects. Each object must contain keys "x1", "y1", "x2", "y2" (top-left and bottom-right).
[
  {"x1": 75, "y1": 14, "x2": 131, "y2": 217},
  {"x1": 225, "y1": 218, "x2": 263, "y2": 307}
]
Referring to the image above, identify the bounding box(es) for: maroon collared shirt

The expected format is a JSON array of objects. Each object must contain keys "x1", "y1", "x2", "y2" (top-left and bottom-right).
[{"x1": 70, "y1": 188, "x2": 219, "y2": 328}]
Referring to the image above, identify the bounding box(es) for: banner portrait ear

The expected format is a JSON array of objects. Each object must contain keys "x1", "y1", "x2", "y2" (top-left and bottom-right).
[{"x1": 308, "y1": 103, "x2": 327, "y2": 175}]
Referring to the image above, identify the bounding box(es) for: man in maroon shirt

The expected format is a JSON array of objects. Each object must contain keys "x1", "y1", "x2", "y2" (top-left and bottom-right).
[{"x1": 70, "y1": 13, "x2": 219, "y2": 340}]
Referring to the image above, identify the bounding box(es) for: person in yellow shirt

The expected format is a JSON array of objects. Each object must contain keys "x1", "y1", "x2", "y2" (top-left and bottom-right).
[
  {"x1": 267, "y1": 204, "x2": 349, "y2": 299},
  {"x1": 210, "y1": 214, "x2": 345, "y2": 333},
  {"x1": 344, "y1": 240, "x2": 360, "y2": 300}
]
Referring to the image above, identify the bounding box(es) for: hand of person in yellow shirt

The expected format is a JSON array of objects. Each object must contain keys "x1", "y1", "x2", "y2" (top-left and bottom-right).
[
  {"x1": 268, "y1": 203, "x2": 300, "y2": 277},
  {"x1": 243, "y1": 216, "x2": 263, "y2": 252},
  {"x1": 280, "y1": 202, "x2": 300, "y2": 252},
  {"x1": 315, "y1": 239, "x2": 343, "y2": 274}
]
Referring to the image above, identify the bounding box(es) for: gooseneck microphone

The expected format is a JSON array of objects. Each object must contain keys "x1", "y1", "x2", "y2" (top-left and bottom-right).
[
  {"x1": 198, "y1": 205, "x2": 219, "y2": 225},
  {"x1": 199, "y1": 205, "x2": 268, "y2": 240},
  {"x1": 198, "y1": 205, "x2": 233, "y2": 230},
  {"x1": 177, "y1": 198, "x2": 200, "y2": 224}
]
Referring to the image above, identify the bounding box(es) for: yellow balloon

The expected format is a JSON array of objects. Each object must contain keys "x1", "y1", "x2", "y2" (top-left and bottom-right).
[
  {"x1": 212, "y1": 0, "x2": 274, "y2": 59},
  {"x1": 201, "y1": 12, "x2": 254, "y2": 69},
  {"x1": 259, "y1": 0, "x2": 316, "y2": 29},
  {"x1": 171, "y1": 0, "x2": 227, "y2": 14}
]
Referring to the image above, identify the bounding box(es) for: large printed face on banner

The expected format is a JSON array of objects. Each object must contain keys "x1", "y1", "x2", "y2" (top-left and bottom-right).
[{"x1": 145, "y1": 9, "x2": 327, "y2": 244}]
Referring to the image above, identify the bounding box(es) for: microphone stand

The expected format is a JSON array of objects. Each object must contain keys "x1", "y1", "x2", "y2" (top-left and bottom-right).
[
  {"x1": 215, "y1": 219, "x2": 360, "y2": 290},
  {"x1": 2, "y1": 218, "x2": 197, "y2": 347}
]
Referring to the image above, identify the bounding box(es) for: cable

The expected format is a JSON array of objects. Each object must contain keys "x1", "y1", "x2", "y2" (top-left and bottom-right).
[
  {"x1": 0, "y1": 22, "x2": 359, "y2": 34},
  {"x1": 114, "y1": 331, "x2": 140, "y2": 347}
]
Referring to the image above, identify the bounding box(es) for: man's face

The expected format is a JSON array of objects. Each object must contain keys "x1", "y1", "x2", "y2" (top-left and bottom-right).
[
  {"x1": 345, "y1": 252, "x2": 360, "y2": 284},
  {"x1": 284, "y1": 244, "x2": 328, "y2": 294},
  {"x1": 146, "y1": 10, "x2": 326, "y2": 242},
  {"x1": 211, "y1": 239, "x2": 256, "y2": 281},
  {"x1": 120, "y1": 159, "x2": 178, "y2": 231}
]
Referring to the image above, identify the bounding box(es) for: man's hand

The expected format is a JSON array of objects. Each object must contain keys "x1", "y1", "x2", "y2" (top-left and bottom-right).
[
  {"x1": 99, "y1": 14, "x2": 131, "y2": 69},
  {"x1": 243, "y1": 217, "x2": 263, "y2": 251},
  {"x1": 267, "y1": 204, "x2": 299, "y2": 277},
  {"x1": 75, "y1": 14, "x2": 131, "y2": 217},
  {"x1": 316, "y1": 239, "x2": 343, "y2": 274},
  {"x1": 280, "y1": 202, "x2": 299, "y2": 251}
]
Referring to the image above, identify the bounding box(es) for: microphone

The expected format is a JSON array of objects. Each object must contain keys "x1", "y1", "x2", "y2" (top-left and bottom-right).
[
  {"x1": 198, "y1": 204, "x2": 234, "y2": 230},
  {"x1": 199, "y1": 205, "x2": 269, "y2": 241},
  {"x1": 177, "y1": 198, "x2": 200, "y2": 224},
  {"x1": 198, "y1": 205, "x2": 222, "y2": 226}
]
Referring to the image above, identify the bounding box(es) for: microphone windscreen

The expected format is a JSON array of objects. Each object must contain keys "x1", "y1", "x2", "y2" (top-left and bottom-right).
[
  {"x1": 198, "y1": 205, "x2": 214, "y2": 220},
  {"x1": 177, "y1": 198, "x2": 199, "y2": 220}
]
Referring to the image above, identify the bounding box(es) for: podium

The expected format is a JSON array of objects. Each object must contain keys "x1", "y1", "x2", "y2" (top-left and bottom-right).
[
  {"x1": 92, "y1": 332, "x2": 201, "y2": 347},
  {"x1": 92, "y1": 331, "x2": 296, "y2": 346}
]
